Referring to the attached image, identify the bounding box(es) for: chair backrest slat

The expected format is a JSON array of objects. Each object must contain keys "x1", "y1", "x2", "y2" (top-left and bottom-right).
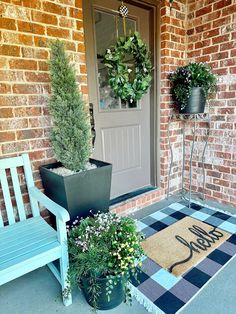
[
  {"x1": 0, "y1": 169, "x2": 15, "y2": 225},
  {"x1": 10, "y1": 167, "x2": 26, "y2": 221},
  {"x1": 0, "y1": 156, "x2": 24, "y2": 170},
  {"x1": 22, "y1": 154, "x2": 40, "y2": 217},
  {"x1": 0, "y1": 210, "x2": 3, "y2": 227},
  {"x1": 0, "y1": 153, "x2": 40, "y2": 226}
]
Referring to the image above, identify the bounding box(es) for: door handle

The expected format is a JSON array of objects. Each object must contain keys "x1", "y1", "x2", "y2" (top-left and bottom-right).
[{"x1": 89, "y1": 103, "x2": 96, "y2": 149}]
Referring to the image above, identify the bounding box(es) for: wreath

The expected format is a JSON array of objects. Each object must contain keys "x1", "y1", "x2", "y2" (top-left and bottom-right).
[{"x1": 103, "y1": 32, "x2": 152, "y2": 103}]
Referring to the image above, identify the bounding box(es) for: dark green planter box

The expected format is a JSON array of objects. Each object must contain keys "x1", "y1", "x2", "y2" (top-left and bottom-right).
[
  {"x1": 40, "y1": 159, "x2": 112, "y2": 223},
  {"x1": 180, "y1": 87, "x2": 206, "y2": 114},
  {"x1": 81, "y1": 275, "x2": 125, "y2": 310}
]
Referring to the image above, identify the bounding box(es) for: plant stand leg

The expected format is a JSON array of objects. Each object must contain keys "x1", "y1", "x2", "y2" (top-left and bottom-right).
[
  {"x1": 189, "y1": 114, "x2": 197, "y2": 208},
  {"x1": 167, "y1": 114, "x2": 173, "y2": 199},
  {"x1": 181, "y1": 120, "x2": 186, "y2": 198},
  {"x1": 201, "y1": 114, "x2": 211, "y2": 201}
]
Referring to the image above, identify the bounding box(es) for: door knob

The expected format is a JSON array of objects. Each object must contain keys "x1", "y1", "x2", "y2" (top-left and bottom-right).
[{"x1": 89, "y1": 103, "x2": 96, "y2": 149}]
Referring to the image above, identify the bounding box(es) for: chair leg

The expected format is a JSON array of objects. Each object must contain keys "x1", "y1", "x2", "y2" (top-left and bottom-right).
[
  {"x1": 56, "y1": 219, "x2": 72, "y2": 306},
  {"x1": 60, "y1": 251, "x2": 72, "y2": 306}
]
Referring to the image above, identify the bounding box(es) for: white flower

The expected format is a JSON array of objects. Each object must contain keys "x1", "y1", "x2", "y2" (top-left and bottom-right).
[
  {"x1": 107, "y1": 49, "x2": 111, "y2": 54},
  {"x1": 127, "y1": 68, "x2": 132, "y2": 73}
]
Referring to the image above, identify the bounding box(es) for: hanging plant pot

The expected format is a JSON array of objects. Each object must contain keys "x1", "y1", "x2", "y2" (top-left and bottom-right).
[
  {"x1": 179, "y1": 87, "x2": 206, "y2": 114},
  {"x1": 81, "y1": 275, "x2": 126, "y2": 310}
]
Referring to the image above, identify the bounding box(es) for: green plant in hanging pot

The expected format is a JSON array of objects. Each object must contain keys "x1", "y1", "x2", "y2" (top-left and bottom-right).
[
  {"x1": 66, "y1": 212, "x2": 144, "y2": 311},
  {"x1": 103, "y1": 32, "x2": 152, "y2": 104},
  {"x1": 168, "y1": 62, "x2": 217, "y2": 114},
  {"x1": 40, "y1": 40, "x2": 112, "y2": 223}
]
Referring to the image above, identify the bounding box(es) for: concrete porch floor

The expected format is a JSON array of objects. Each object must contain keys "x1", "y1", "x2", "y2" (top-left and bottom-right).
[
  {"x1": 1, "y1": 198, "x2": 236, "y2": 314},
  {"x1": 1, "y1": 253, "x2": 236, "y2": 314}
]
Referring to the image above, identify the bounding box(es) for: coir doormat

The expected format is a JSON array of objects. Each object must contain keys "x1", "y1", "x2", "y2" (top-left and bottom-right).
[
  {"x1": 130, "y1": 202, "x2": 236, "y2": 314},
  {"x1": 141, "y1": 216, "x2": 230, "y2": 277}
]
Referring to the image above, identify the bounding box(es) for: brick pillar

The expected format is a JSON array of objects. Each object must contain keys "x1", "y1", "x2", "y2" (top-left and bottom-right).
[{"x1": 159, "y1": 0, "x2": 188, "y2": 195}]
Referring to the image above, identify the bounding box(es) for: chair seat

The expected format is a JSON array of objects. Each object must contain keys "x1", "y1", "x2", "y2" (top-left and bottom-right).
[{"x1": 0, "y1": 216, "x2": 61, "y2": 285}]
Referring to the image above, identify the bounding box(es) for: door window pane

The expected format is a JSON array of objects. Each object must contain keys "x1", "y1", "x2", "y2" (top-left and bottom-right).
[{"x1": 94, "y1": 10, "x2": 136, "y2": 110}]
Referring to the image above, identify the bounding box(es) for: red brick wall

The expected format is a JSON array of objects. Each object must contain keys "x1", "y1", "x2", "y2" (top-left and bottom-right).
[
  {"x1": 186, "y1": 0, "x2": 236, "y2": 207},
  {"x1": 0, "y1": 0, "x2": 235, "y2": 220},
  {"x1": 159, "y1": 0, "x2": 187, "y2": 197},
  {"x1": 0, "y1": 0, "x2": 88, "y2": 219}
]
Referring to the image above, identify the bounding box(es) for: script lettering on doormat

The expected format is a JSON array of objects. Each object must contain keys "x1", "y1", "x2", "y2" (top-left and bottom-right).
[
  {"x1": 141, "y1": 216, "x2": 230, "y2": 276},
  {"x1": 169, "y1": 224, "x2": 224, "y2": 273}
]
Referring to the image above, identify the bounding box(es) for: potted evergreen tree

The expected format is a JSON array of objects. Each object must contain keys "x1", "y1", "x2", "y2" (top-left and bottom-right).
[
  {"x1": 168, "y1": 62, "x2": 217, "y2": 114},
  {"x1": 40, "y1": 40, "x2": 112, "y2": 222}
]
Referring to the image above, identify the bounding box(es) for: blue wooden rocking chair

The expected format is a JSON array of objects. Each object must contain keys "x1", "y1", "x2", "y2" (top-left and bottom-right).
[{"x1": 0, "y1": 153, "x2": 72, "y2": 306}]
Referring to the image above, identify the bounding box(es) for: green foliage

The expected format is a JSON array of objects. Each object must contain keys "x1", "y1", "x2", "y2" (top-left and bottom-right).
[
  {"x1": 67, "y1": 212, "x2": 144, "y2": 310},
  {"x1": 168, "y1": 62, "x2": 217, "y2": 110},
  {"x1": 103, "y1": 32, "x2": 152, "y2": 103},
  {"x1": 48, "y1": 40, "x2": 91, "y2": 171}
]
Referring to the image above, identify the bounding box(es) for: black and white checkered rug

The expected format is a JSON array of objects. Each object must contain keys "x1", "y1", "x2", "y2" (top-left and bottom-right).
[{"x1": 130, "y1": 201, "x2": 236, "y2": 313}]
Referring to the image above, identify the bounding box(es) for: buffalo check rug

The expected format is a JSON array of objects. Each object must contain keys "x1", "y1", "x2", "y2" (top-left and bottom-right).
[{"x1": 130, "y1": 201, "x2": 236, "y2": 314}]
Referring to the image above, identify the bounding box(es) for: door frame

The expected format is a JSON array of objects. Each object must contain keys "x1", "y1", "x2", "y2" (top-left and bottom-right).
[{"x1": 82, "y1": 0, "x2": 161, "y2": 188}]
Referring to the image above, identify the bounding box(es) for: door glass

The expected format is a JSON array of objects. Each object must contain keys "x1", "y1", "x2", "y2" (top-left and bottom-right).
[{"x1": 94, "y1": 9, "x2": 136, "y2": 110}]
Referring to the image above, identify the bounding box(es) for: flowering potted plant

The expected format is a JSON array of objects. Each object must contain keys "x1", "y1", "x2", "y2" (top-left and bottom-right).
[
  {"x1": 66, "y1": 212, "x2": 144, "y2": 311},
  {"x1": 168, "y1": 62, "x2": 217, "y2": 113}
]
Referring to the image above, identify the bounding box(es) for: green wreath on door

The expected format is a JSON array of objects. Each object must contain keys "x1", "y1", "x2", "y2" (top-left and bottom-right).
[{"x1": 103, "y1": 32, "x2": 152, "y2": 103}]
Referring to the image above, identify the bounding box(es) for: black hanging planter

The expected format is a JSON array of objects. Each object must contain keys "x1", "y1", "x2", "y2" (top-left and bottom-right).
[
  {"x1": 81, "y1": 275, "x2": 125, "y2": 310},
  {"x1": 179, "y1": 87, "x2": 206, "y2": 114},
  {"x1": 40, "y1": 159, "x2": 112, "y2": 223}
]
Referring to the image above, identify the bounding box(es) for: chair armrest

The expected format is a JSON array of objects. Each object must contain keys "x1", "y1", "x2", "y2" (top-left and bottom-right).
[{"x1": 29, "y1": 186, "x2": 70, "y2": 223}]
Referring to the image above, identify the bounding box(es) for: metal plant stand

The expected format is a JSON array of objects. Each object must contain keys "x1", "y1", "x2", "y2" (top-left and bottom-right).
[{"x1": 167, "y1": 113, "x2": 211, "y2": 208}]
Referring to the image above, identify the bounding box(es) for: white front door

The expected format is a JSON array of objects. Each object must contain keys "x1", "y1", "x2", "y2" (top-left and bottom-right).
[{"x1": 84, "y1": 0, "x2": 151, "y2": 198}]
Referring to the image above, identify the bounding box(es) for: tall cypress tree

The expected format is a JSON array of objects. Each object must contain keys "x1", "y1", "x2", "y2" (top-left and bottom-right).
[{"x1": 48, "y1": 40, "x2": 91, "y2": 171}]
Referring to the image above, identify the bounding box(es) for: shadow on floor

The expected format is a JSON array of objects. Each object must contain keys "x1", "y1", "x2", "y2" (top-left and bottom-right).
[{"x1": 0, "y1": 266, "x2": 148, "y2": 314}]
